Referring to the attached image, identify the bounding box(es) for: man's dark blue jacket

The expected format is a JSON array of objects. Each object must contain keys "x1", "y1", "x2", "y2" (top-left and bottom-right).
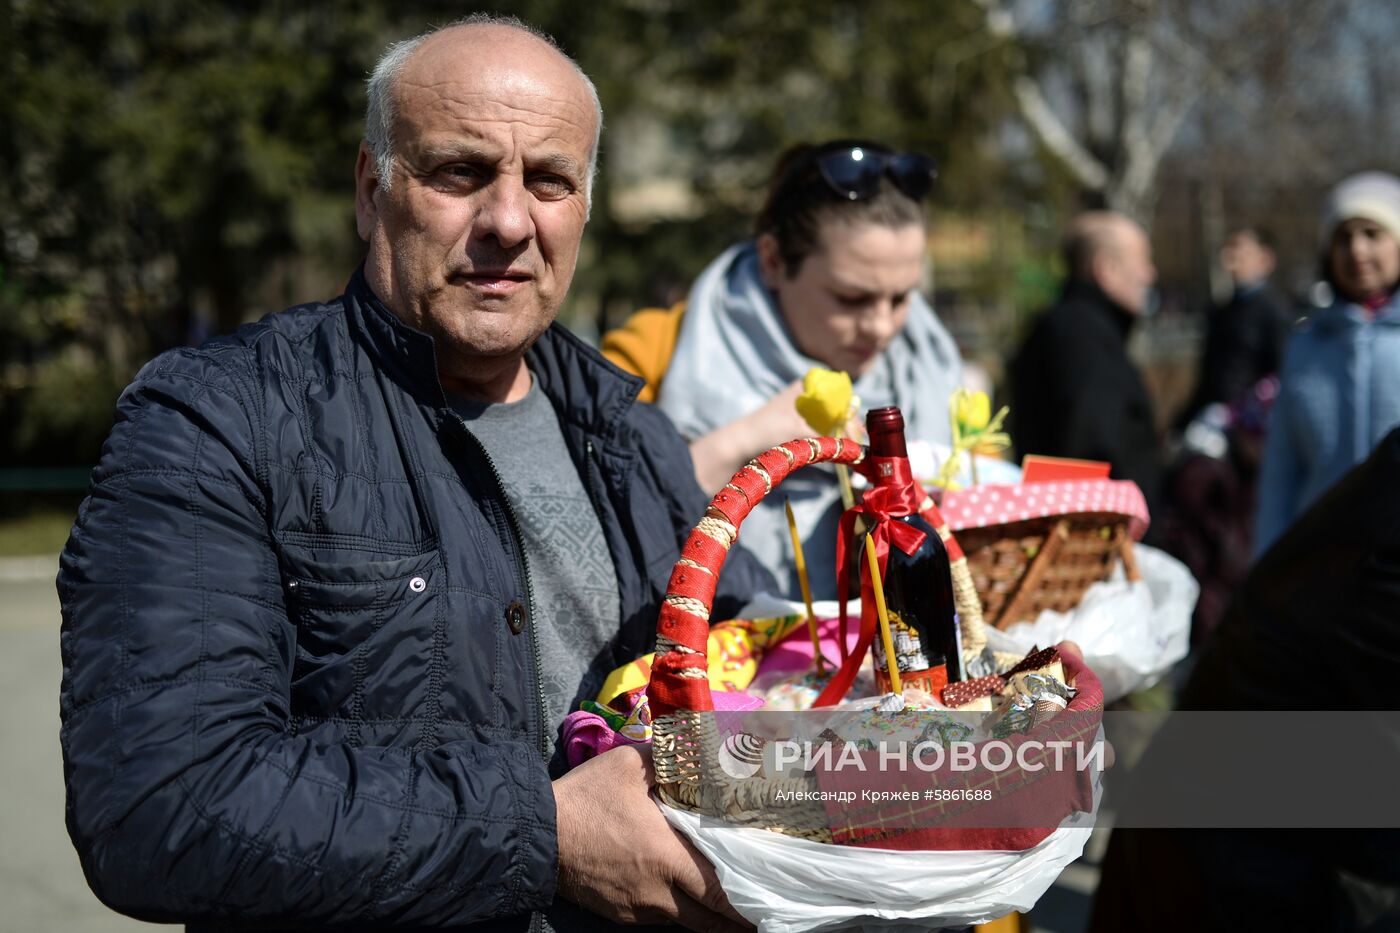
[{"x1": 57, "y1": 271, "x2": 773, "y2": 929}]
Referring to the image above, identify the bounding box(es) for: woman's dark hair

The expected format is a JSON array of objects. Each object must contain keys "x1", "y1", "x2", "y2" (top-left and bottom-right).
[{"x1": 754, "y1": 140, "x2": 928, "y2": 277}]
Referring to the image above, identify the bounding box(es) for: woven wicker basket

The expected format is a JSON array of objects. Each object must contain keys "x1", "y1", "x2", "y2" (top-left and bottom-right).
[
  {"x1": 646, "y1": 437, "x2": 1104, "y2": 843},
  {"x1": 957, "y1": 515, "x2": 1140, "y2": 631}
]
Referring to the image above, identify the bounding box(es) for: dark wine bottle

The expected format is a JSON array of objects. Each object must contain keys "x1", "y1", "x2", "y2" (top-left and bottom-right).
[{"x1": 854, "y1": 406, "x2": 963, "y2": 694}]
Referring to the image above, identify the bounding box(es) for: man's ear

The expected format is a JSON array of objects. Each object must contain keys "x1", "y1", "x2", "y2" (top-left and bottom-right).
[
  {"x1": 756, "y1": 233, "x2": 785, "y2": 288},
  {"x1": 354, "y1": 142, "x2": 380, "y2": 243},
  {"x1": 1089, "y1": 251, "x2": 1115, "y2": 295}
]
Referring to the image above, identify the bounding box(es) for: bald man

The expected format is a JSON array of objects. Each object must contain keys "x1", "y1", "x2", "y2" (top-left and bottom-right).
[
  {"x1": 59, "y1": 15, "x2": 769, "y2": 931},
  {"x1": 1009, "y1": 211, "x2": 1164, "y2": 512}
]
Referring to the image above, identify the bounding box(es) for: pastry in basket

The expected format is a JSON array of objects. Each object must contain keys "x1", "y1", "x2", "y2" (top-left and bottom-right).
[
  {"x1": 758, "y1": 669, "x2": 831, "y2": 711},
  {"x1": 753, "y1": 666, "x2": 882, "y2": 711}
]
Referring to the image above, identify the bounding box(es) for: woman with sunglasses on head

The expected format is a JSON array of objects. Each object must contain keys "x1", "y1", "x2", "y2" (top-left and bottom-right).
[{"x1": 604, "y1": 140, "x2": 962, "y2": 599}]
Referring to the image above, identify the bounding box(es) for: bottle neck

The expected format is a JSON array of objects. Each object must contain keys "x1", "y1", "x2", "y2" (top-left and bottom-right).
[
  {"x1": 866, "y1": 407, "x2": 908, "y2": 460},
  {"x1": 866, "y1": 406, "x2": 910, "y2": 487},
  {"x1": 866, "y1": 453, "x2": 917, "y2": 490},
  {"x1": 868, "y1": 430, "x2": 907, "y2": 459},
  {"x1": 862, "y1": 406, "x2": 907, "y2": 451}
]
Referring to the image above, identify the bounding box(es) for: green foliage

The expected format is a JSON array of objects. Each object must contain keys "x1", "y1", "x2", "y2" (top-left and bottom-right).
[
  {"x1": 552, "y1": 0, "x2": 1036, "y2": 328},
  {"x1": 1, "y1": 0, "x2": 1041, "y2": 465},
  {"x1": 577, "y1": 0, "x2": 1021, "y2": 206},
  {"x1": 0, "y1": 1, "x2": 389, "y2": 463},
  {"x1": 12, "y1": 350, "x2": 127, "y2": 466}
]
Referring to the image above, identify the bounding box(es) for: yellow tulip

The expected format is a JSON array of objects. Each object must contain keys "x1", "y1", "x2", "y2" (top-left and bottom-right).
[
  {"x1": 796, "y1": 368, "x2": 854, "y2": 436},
  {"x1": 940, "y1": 388, "x2": 1013, "y2": 488},
  {"x1": 954, "y1": 389, "x2": 992, "y2": 433}
]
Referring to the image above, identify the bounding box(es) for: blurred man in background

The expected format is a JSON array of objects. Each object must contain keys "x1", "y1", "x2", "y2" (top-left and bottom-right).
[
  {"x1": 1009, "y1": 211, "x2": 1163, "y2": 512},
  {"x1": 1178, "y1": 226, "x2": 1294, "y2": 428}
]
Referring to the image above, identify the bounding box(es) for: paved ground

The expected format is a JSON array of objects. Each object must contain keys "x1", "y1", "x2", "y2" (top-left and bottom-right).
[
  {"x1": 0, "y1": 558, "x2": 1102, "y2": 932},
  {"x1": 0, "y1": 561, "x2": 158, "y2": 930}
]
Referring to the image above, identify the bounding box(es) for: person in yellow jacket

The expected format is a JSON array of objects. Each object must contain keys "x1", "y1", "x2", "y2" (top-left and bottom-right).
[{"x1": 603, "y1": 301, "x2": 687, "y2": 404}]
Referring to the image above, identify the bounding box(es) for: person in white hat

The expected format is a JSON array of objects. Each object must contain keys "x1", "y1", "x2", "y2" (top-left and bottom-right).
[{"x1": 1253, "y1": 171, "x2": 1400, "y2": 556}]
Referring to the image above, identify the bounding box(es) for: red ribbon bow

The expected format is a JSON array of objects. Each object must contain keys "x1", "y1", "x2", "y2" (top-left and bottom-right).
[{"x1": 813, "y1": 458, "x2": 926, "y2": 707}]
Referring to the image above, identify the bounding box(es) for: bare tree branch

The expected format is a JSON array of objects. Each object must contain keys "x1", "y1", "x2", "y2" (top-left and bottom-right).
[
  {"x1": 975, "y1": 0, "x2": 1111, "y2": 192},
  {"x1": 1149, "y1": 11, "x2": 1330, "y2": 182},
  {"x1": 977, "y1": 0, "x2": 1356, "y2": 221},
  {"x1": 1113, "y1": 27, "x2": 1155, "y2": 214},
  {"x1": 1012, "y1": 75, "x2": 1112, "y2": 191}
]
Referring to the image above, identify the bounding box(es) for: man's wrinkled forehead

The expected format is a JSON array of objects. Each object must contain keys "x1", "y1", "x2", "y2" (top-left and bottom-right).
[{"x1": 392, "y1": 27, "x2": 595, "y2": 154}]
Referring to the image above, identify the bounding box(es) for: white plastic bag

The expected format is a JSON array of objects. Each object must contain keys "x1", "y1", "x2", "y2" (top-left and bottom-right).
[
  {"x1": 982, "y1": 544, "x2": 1196, "y2": 704},
  {"x1": 662, "y1": 777, "x2": 1099, "y2": 933}
]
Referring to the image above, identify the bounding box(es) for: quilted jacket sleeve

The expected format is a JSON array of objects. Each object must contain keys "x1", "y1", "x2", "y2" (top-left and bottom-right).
[{"x1": 58, "y1": 348, "x2": 556, "y2": 926}]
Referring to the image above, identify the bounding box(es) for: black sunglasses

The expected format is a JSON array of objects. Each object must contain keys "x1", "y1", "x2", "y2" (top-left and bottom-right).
[{"x1": 812, "y1": 144, "x2": 937, "y2": 202}]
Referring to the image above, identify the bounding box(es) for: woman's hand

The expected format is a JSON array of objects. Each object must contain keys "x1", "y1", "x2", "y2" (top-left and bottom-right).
[
  {"x1": 1055, "y1": 640, "x2": 1115, "y2": 770},
  {"x1": 688, "y1": 380, "x2": 811, "y2": 493}
]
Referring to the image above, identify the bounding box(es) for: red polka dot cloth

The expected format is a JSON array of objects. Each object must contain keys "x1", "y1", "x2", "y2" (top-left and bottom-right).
[{"x1": 938, "y1": 480, "x2": 1149, "y2": 540}]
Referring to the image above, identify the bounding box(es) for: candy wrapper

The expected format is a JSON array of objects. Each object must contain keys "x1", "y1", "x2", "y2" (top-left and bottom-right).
[
  {"x1": 991, "y1": 671, "x2": 1075, "y2": 739},
  {"x1": 563, "y1": 688, "x2": 762, "y2": 767},
  {"x1": 579, "y1": 699, "x2": 628, "y2": 732},
  {"x1": 617, "y1": 693, "x2": 653, "y2": 742}
]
